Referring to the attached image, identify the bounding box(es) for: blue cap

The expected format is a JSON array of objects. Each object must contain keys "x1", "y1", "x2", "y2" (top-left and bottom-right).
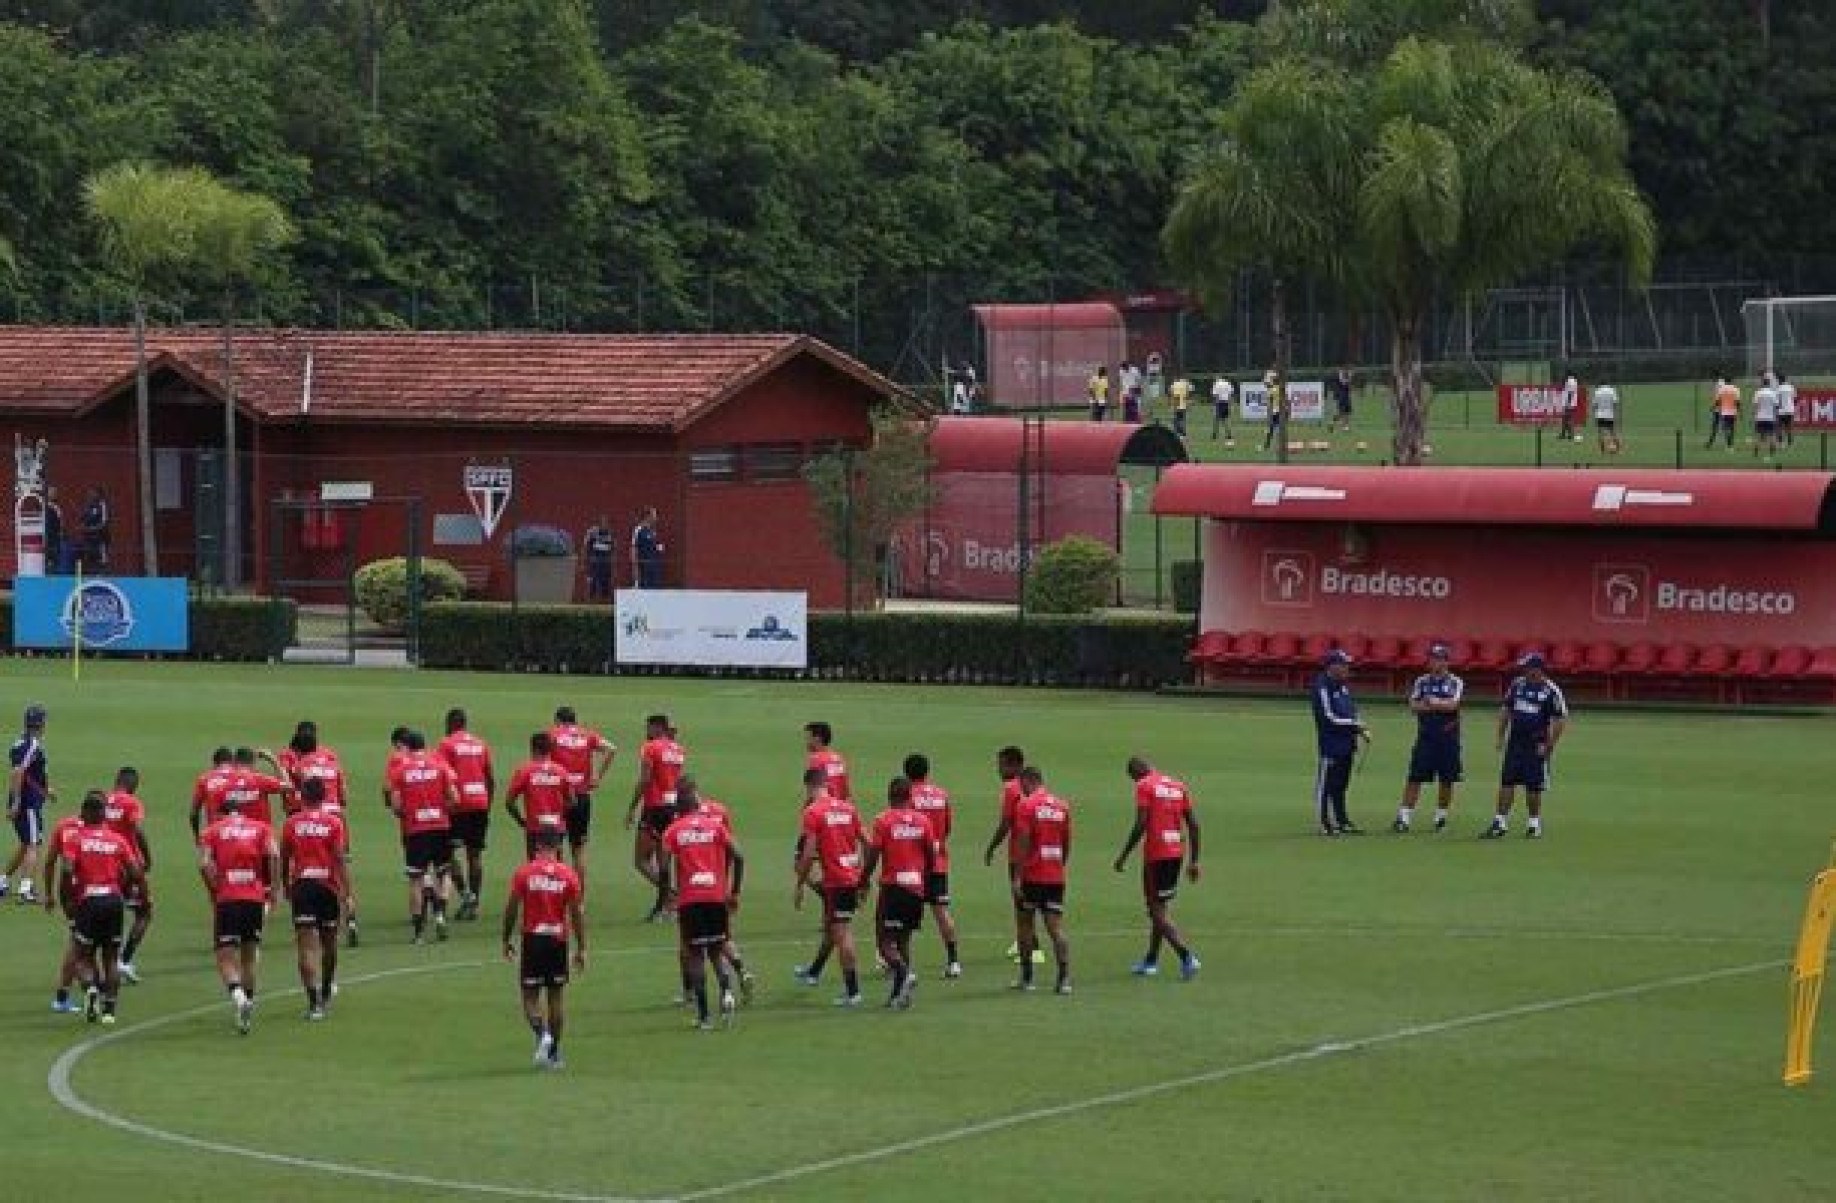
[
  {"x1": 1324, "y1": 648, "x2": 1352, "y2": 667},
  {"x1": 23, "y1": 704, "x2": 45, "y2": 727},
  {"x1": 1519, "y1": 651, "x2": 1546, "y2": 670},
  {"x1": 1428, "y1": 642, "x2": 1451, "y2": 660}
]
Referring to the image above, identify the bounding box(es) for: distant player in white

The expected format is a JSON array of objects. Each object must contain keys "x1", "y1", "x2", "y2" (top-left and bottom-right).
[
  {"x1": 1210, "y1": 378, "x2": 1235, "y2": 443},
  {"x1": 1558, "y1": 372, "x2": 1581, "y2": 442},
  {"x1": 1753, "y1": 373, "x2": 1780, "y2": 460},
  {"x1": 1592, "y1": 381, "x2": 1622, "y2": 456},
  {"x1": 1776, "y1": 373, "x2": 1798, "y2": 447}
]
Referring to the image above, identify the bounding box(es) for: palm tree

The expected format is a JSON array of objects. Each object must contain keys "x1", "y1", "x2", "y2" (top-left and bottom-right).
[
  {"x1": 1163, "y1": 67, "x2": 1359, "y2": 463},
  {"x1": 84, "y1": 163, "x2": 219, "y2": 575},
  {"x1": 193, "y1": 188, "x2": 294, "y2": 589}
]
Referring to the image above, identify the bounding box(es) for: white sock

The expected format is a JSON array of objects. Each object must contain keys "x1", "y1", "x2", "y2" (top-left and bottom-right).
[
  {"x1": 0, "y1": 874, "x2": 9, "y2": 889},
  {"x1": 1528, "y1": 817, "x2": 1542, "y2": 831},
  {"x1": 1492, "y1": 816, "x2": 1508, "y2": 830},
  {"x1": 1434, "y1": 807, "x2": 1450, "y2": 823},
  {"x1": 1396, "y1": 805, "x2": 1412, "y2": 823}
]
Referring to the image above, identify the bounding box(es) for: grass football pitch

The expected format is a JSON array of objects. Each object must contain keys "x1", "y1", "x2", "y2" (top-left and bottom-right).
[{"x1": 2, "y1": 659, "x2": 1833, "y2": 1201}]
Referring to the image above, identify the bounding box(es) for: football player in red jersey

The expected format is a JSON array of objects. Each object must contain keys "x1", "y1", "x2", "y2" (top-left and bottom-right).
[
  {"x1": 674, "y1": 776, "x2": 755, "y2": 1003},
  {"x1": 198, "y1": 792, "x2": 280, "y2": 1034},
  {"x1": 662, "y1": 785, "x2": 747, "y2": 1030},
  {"x1": 793, "y1": 767, "x2": 867, "y2": 1006},
  {"x1": 506, "y1": 732, "x2": 572, "y2": 855},
  {"x1": 40, "y1": 811, "x2": 88, "y2": 1013},
  {"x1": 102, "y1": 767, "x2": 154, "y2": 983},
  {"x1": 437, "y1": 708, "x2": 496, "y2": 919},
  {"x1": 1114, "y1": 757, "x2": 1203, "y2": 980},
  {"x1": 288, "y1": 730, "x2": 348, "y2": 815},
  {"x1": 860, "y1": 777, "x2": 938, "y2": 1010},
  {"x1": 189, "y1": 747, "x2": 236, "y2": 837},
  {"x1": 627, "y1": 714, "x2": 686, "y2": 922},
  {"x1": 387, "y1": 731, "x2": 460, "y2": 944},
  {"x1": 281, "y1": 777, "x2": 350, "y2": 1020},
  {"x1": 502, "y1": 832, "x2": 587, "y2": 1070},
  {"x1": 276, "y1": 720, "x2": 315, "y2": 784},
  {"x1": 803, "y1": 721, "x2": 850, "y2": 801},
  {"x1": 903, "y1": 754, "x2": 962, "y2": 977},
  {"x1": 226, "y1": 746, "x2": 295, "y2": 827},
  {"x1": 1011, "y1": 766, "x2": 1073, "y2": 995},
  {"x1": 547, "y1": 706, "x2": 615, "y2": 888},
  {"x1": 49, "y1": 792, "x2": 145, "y2": 1025},
  {"x1": 981, "y1": 746, "x2": 1035, "y2": 965}
]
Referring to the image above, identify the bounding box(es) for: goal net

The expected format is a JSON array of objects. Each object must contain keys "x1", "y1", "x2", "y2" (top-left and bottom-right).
[{"x1": 1743, "y1": 296, "x2": 1836, "y2": 387}]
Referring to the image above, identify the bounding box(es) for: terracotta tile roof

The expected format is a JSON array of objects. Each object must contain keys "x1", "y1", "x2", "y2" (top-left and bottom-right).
[{"x1": 0, "y1": 327, "x2": 904, "y2": 431}]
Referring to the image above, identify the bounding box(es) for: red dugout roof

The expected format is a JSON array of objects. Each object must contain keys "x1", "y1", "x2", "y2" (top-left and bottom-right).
[
  {"x1": 1150, "y1": 464, "x2": 1836, "y2": 533},
  {"x1": 930, "y1": 416, "x2": 1189, "y2": 475},
  {"x1": 970, "y1": 302, "x2": 1122, "y2": 331}
]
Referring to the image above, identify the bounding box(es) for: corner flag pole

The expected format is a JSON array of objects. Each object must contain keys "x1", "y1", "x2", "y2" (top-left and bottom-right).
[{"x1": 70, "y1": 565, "x2": 82, "y2": 683}]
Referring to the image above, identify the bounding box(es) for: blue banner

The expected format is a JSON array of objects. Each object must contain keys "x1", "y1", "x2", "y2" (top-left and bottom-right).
[{"x1": 13, "y1": 577, "x2": 190, "y2": 653}]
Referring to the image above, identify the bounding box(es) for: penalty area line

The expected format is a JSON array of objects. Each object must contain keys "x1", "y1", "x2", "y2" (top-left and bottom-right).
[{"x1": 668, "y1": 957, "x2": 1785, "y2": 1202}]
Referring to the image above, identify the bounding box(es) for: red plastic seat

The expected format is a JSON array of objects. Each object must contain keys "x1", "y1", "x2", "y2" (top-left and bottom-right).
[
  {"x1": 1730, "y1": 647, "x2": 1773, "y2": 678},
  {"x1": 1550, "y1": 641, "x2": 1588, "y2": 674},
  {"x1": 1804, "y1": 648, "x2": 1836, "y2": 681},
  {"x1": 1366, "y1": 635, "x2": 1404, "y2": 667},
  {"x1": 1301, "y1": 633, "x2": 1336, "y2": 664},
  {"x1": 1582, "y1": 643, "x2": 1620, "y2": 674},
  {"x1": 1768, "y1": 645, "x2": 1812, "y2": 677},
  {"x1": 1337, "y1": 633, "x2": 1370, "y2": 663},
  {"x1": 1654, "y1": 644, "x2": 1698, "y2": 675},
  {"x1": 1258, "y1": 632, "x2": 1301, "y2": 666},
  {"x1": 1694, "y1": 644, "x2": 1735, "y2": 676},
  {"x1": 1218, "y1": 631, "x2": 1265, "y2": 667},
  {"x1": 1472, "y1": 639, "x2": 1513, "y2": 670},
  {"x1": 1619, "y1": 642, "x2": 1660, "y2": 674},
  {"x1": 1401, "y1": 637, "x2": 1436, "y2": 665},
  {"x1": 1440, "y1": 638, "x2": 1475, "y2": 667}
]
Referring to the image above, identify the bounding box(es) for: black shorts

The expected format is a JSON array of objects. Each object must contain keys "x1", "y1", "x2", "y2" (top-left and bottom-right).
[
  {"x1": 821, "y1": 886, "x2": 859, "y2": 923},
  {"x1": 1020, "y1": 882, "x2": 1066, "y2": 915},
  {"x1": 290, "y1": 880, "x2": 342, "y2": 930},
  {"x1": 1408, "y1": 740, "x2": 1464, "y2": 785},
  {"x1": 1501, "y1": 746, "x2": 1550, "y2": 792},
  {"x1": 565, "y1": 795, "x2": 592, "y2": 847},
  {"x1": 403, "y1": 830, "x2": 452, "y2": 876},
  {"x1": 520, "y1": 933, "x2": 570, "y2": 989},
  {"x1": 640, "y1": 806, "x2": 673, "y2": 838},
  {"x1": 1142, "y1": 859, "x2": 1182, "y2": 903},
  {"x1": 72, "y1": 894, "x2": 125, "y2": 947},
  {"x1": 925, "y1": 872, "x2": 951, "y2": 906},
  {"x1": 677, "y1": 901, "x2": 730, "y2": 948},
  {"x1": 1780, "y1": 414, "x2": 1795, "y2": 430},
  {"x1": 214, "y1": 900, "x2": 265, "y2": 947},
  {"x1": 1757, "y1": 420, "x2": 1777, "y2": 436},
  {"x1": 1594, "y1": 417, "x2": 1616, "y2": 432},
  {"x1": 449, "y1": 809, "x2": 490, "y2": 853},
  {"x1": 876, "y1": 886, "x2": 925, "y2": 934}
]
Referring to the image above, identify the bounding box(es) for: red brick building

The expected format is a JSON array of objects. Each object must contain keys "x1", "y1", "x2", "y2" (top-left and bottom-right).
[{"x1": 0, "y1": 327, "x2": 908, "y2": 606}]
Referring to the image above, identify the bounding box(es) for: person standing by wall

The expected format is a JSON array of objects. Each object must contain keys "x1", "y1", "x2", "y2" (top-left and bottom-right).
[
  {"x1": 1310, "y1": 651, "x2": 1368, "y2": 836},
  {"x1": 80, "y1": 487, "x2": 110, "y2": 572},
  {"x1": 43, "y1": 487, "x2": 66, "y2": 575},
  {"x1": 631, "y1": 507, "x2": 665, "y2": 589},
  {"x1": 582, "y1": 517, "x2": 615, "y2": 601}
]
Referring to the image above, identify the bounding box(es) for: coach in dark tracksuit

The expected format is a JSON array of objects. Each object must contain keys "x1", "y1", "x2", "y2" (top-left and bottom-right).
[{"x1": 1310, "y1": 649, "x2": 1368, "y2": 836}]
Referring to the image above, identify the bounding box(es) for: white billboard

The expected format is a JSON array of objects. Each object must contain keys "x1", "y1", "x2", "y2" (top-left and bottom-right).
[
  {"x1": 614, "y1": 590, "x2": 808, "y2": 669},
  {"x1": 1238, "y1": 381, "x2": 1326, "y2": 423}
]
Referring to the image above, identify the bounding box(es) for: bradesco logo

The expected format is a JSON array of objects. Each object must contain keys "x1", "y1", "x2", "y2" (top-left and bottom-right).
[
  {"x1": 1593, "y1": 564, "x2": 1651, "y2": 623},
  {"x1": 1262, "y1": 551, "x2": 1315, "y2": 607},
  {"x1": 1263, "y1": 551, "x2": 1454, "y2": 606}
]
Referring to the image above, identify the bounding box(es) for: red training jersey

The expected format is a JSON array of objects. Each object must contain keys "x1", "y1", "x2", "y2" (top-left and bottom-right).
[
  {"x1": 1135, "y1": 772, "x2": 1193, "y2": 864},
  {"x1": 638, "y1": 737, "x2": 686, "y2": 811},
  {"x1": 282, "y1": 809, "x2": 348, "y2": 886},
  {"x1": 909, "y1": 781, "x2": 952, "y2": 872},
  {"x1": 292, "y1": 748, "x2": 348, "y2": 815},
  {"x1": 870, "y1": 806, "x2": 935, "y2": 894},
  {"x1": 700, "y1": 798, "x2": 732, "y2": 832},
  {"x1": 70, "y1": 823, "x2": 138, "y2": 899},
  {"x1": 509, "y1": 856, "x2": 583, "y2": 939},
  {"x1": 807, "y1": 748, "x2": 851, "y2": 801},
  {"x1": 548, "y1": 722, "x2": 609, "y2": 792},
  {"x1": 799, "y1": 794, "x2": 866, "y2": 889},
  {"x1": 223, "y1": 767, "x2": 291, "y2": 828},
  {"x1": 51, "y1": 814, "x2": 85, "y2": 863},
  {"x1": 200, "y1": 814, "x2": 276, "y2": 904},
  {"x1": 1000, "y1": 777, "x2": 1025, "y2": 864},
  {"x1": 1014, "y1": 792, "x2": 1072, "y2": 886},
  {"x1": 436, "y1": 731, "x2": 495, "y2": 814},
  {"x1": 662, "y1": 811, "x2": 734, "y2": 906},
  {"x1": 507, "y1": 757, "x2": 572, "y2": 834},
  {"x1": 103, "y1": 789, "x2": 146, "y2": 843},
  {"x1": 388, "y1": 753, "x2": 456, "y2": 835},
  {"x1": 193, "y1": 765, "x2": 237, "y2": 827}
]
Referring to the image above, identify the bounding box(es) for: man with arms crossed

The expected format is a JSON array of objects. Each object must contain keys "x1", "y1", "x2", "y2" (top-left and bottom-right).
[
  {"x1": 1394, "y1": 643, "x2": 1464, "y2": 833},
  {"x1": 1482, "y1": 652, "x2": 1569, "y2": 840}
]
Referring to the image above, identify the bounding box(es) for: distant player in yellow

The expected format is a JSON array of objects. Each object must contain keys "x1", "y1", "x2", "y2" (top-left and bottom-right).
[
  {"x1": 1169, "y1": 377, "x2": 1192, "y2": 437},
  {"x1": 1088, "y1": 367, "x2": 1110, "y2": 423},
  {"x1": 1706, "y1": 375, "x2": 1740, "y2": 450}
]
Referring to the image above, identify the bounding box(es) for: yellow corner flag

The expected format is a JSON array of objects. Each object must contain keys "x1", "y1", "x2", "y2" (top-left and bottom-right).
[{"x1": 1784, "y1": 867, "x2": 1836, "y2": 1086}]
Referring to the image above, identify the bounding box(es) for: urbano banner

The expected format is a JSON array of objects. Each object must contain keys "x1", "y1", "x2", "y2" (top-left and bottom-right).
[
  {"x1": 1239, "y1": 381, "x2": 1325, "y2": 423},
  {"x1": 614, "y1": 589, "x2": 807, "y2": 668},
  {"x1": 1496, "y1": 383, "x2": 1570, "y2": 424},
  {"x1": 1200, "y1": 521, "x2": 1836, "y2": 648},
  {"x1": 13, "y1": 576, "x2": 190, "y2": 652},
  {"x1": 1797, "y1": 387, "x2": 1836, "y2": 429}
]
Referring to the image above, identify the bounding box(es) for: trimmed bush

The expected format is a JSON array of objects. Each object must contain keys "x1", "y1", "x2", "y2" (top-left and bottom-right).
[
  {"x1": 510, "y1": 524, "x2": 574, "y2": 557},
  {"x1": 421, "y1": 602, "x2": 1191, "y2": 688},
  {"x1": 193, "y1": 596, "x2": 298, "y2": 661},
  {"x1": 1171, "y1": 560, "x2": 1202, "y2": 614},
  {"x1": 354, "y1": 557, "x2": 467, "y2": 631},
  {"x1": 1023, "y1": 536, "x2": 1121, "y2": 615}
]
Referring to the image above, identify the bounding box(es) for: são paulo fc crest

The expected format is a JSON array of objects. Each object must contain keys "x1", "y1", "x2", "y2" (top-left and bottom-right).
[
  {"x1": 61, "y1": 580, "x2": 135, "y2": 647},
  {"x1": 463, "y1": 465, "x2": 513, "y2": 540}
]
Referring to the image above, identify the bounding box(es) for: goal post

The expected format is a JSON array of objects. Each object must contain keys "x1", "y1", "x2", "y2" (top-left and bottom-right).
[{"x1": 1742, "y1": 296, "x2": 1836, "y2": 386}]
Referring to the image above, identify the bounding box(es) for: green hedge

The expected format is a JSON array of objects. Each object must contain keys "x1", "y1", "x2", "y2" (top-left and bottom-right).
[
  {"x1": 1, "y1": 593, "x2": 296, "y2": 662},
  {"x1": 1171, "y1": 560, "x2": 1202, "y2": 614},
  {"x1": 422, "y1": 602, "x2": 1193, "y2": 688}
]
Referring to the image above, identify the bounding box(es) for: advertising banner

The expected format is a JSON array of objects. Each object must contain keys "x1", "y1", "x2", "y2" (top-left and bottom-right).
[
  {"x1": 1200, "y1": 522, "x2": 1836, "y2": 647},
  {"x1": 973, "y1": 304, "x2": 1126, "y2": 410},
  {"x1": 1239, "y1": 381, "x2": 1325, "y2": 423},
  {"x1": 614, "y1": 589, "x2": 807, "y2": 668},
  {"x1": 13, "y1": 577, "x2": 190, "y2": 652},
  {"x1": 896, "y1": 473, "x2": 1122, "y2": 601},
  {"x1": 1497, "y1": 384, "x2": 1568, "y2": 424},
  {"x1": 1797, "y1": 388, "x2": 1836, "y2": 429}
]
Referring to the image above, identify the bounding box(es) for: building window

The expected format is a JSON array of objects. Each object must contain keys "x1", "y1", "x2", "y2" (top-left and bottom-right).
[
  {"x1": 744, "y1": 443, "x2": 805, "y2": 481},
  {"x1": 688, "y1": 446, "x2": 739, "y2": 483}
]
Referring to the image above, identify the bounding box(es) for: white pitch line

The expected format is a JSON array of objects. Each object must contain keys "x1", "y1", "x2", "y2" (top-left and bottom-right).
[{"x1": 668, "y1": 957, "x2": 1785, "y2": 1202}]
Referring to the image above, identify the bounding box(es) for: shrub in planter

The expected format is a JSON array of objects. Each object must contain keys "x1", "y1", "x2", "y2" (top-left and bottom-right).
[
  {"x1": 510, "y1": 524, "x2": 574, "y2": 557},
  {"x1": 1024, "y1": 536, "x2": 1121, "y2": 615},
  {"x1": 1171, "y1": 560, "x2": 1202, "y2": 614},
  {"x1": 354, "y1": 557, "x2": 467, "y2": 631}
]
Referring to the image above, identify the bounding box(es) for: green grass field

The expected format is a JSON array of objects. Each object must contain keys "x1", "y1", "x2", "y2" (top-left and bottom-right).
[{"x1": 2, "y1": 658, "x2": 1833, "y2": 1201}]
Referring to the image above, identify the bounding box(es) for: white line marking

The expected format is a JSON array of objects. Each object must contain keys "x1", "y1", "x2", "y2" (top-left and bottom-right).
[{"x1": 669, "y1": 958, "x2": 1784, "y2": 1202}]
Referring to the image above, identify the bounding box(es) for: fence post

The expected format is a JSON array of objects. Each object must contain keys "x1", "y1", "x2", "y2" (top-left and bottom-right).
[
  {"x1": 1823, "y1": 433, "x2": 1829, "y2": 472},
  {"x1": 405, "y1": 498, "x2": 422, "y2": 667},
  {"x1": 1674, "y1": 427, "x2": 1683, "y2": 469},
  {"x1": 1534, "y1": 425, "x2": 1544, "y2": 468}
]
